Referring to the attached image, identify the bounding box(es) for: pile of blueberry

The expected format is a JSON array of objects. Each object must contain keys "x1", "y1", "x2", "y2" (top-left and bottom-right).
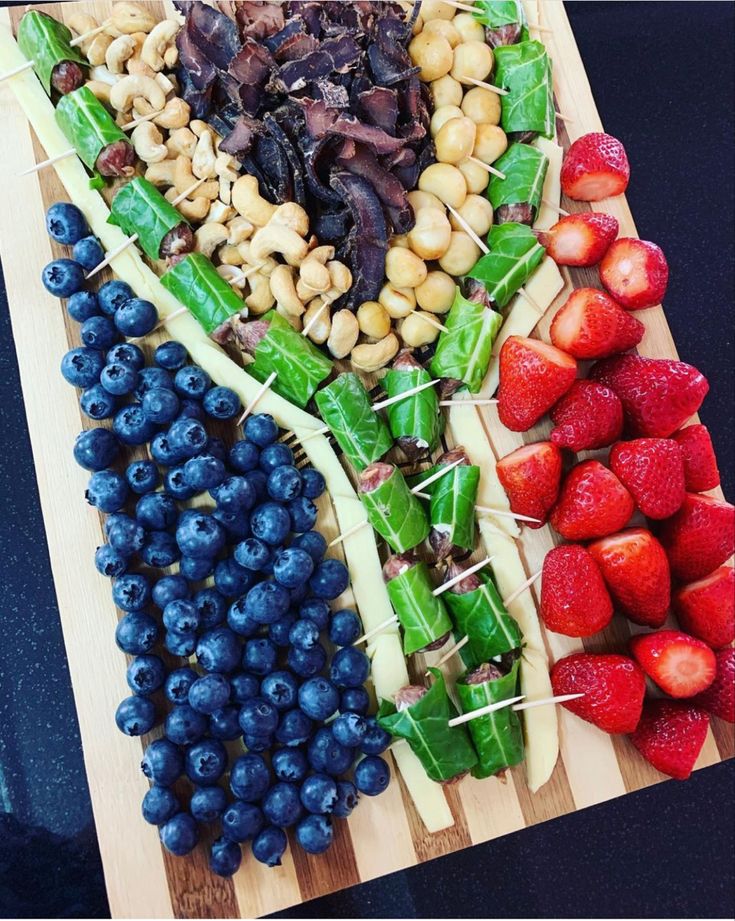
[{"x1": 44, "y1": 201, "x2": 391, "y2": 876}]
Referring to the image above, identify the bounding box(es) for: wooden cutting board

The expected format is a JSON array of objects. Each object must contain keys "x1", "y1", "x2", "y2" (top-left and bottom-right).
[{"x1": 0, "y1": 2, "x2": 732, "y2": 918}]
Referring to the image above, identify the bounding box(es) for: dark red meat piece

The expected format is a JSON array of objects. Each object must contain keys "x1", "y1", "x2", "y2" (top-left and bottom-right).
[
  {"x1": 51, "y1": 61, "x2": 84, "y2": 94},
  {"x1": 96, "y1": 140, "x2": 135, "y2": 178}
]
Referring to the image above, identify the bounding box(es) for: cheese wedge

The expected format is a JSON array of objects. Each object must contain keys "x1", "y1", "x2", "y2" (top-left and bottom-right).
[{"x1": 534, "y1": 137, "x2": 564, "y2": 231}]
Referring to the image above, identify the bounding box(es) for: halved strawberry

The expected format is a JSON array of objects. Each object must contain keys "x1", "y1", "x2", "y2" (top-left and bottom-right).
[
  {"x1": 549, "y1": 459, "x2": 635, "y2": 541},
  {"x1": 631, "y1": 700, "x2": 710, "y2": 780},
  {"x1": 550, "y1": 287, "x2": 645, "y2": 359},
  {"x1": 599, "y1": 237, "x2": 669, "y2": 310},
  {"x1": 496, "y1": 442, "x2": 562, "y2": 528},
  {"x1": 560, "y1": 132, "x2": 630, "y2": 201},
  {"x1": 549, "y1": 381, "x2": 623, "y2": 452},
  {"x1": 629, "y1": 630, "x2": 716, "y2": 698},
  {"x1": 671, "y1": 424, "x2": 721, "y2": 492},
  {"x1": 673, "y1": 567, "x2": 734, "y2": 649},
  {"x1": 609, "y1": 437, "x2": 686, "y2": 519},
  {"x1": 540, "y1": 544, "x2": 613, "y2": 637},
  {"x1": 692, "y1": 648, "x2": 735, "y2": 723},
  {"x1": 540, "y1": 213, "x2": 619, "y2": 267},
  {"x1": 497, "y1": 336, "x2": 577, "y2": 432},
  {"x1": 658, "y1": 493, "x2": 735, "y2": 582},
  {"x1": 551, "y1": 652, "x2": 646, "y2": 734}
]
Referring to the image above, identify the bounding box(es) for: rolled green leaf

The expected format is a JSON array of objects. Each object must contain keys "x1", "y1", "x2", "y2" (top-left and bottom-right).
[
  {"x1": 383, "y1": 366, "x2": 442, "y2": 458},
  {"x1": 488, "y1": 143, "x2": 549, "y2": 218},
  {"x1": 109, "y1": 177, "x2": 190, "y2": 261},
  {"x1": 445, "y1": 575, "x2": 523, "y2": 668},
  {"x1": 315, "y1": 373, "x2": 393, "y2": 471},
  {"x1": 456, "y1": 660, "x2": 524, "y2": 779},
  {"x1": 386, "y1": 561, "x2": 453, "y2": 655},
  {"x1": 377, "y1": 670, "x2": 478, "y2": 782},
  {"x1": 249, "y1": 311, "x2": 332, "y2": 408},
  {"x1": 160, "y1": 252, "x2": 243, "y2": 337},
  {"x1": 472, "y1": 0, "x2": 529, "y2": 38},
  {"x1": 18, "y1": 10, "x2": 87, "y2": 94},
  {"x1": 55, "y1": 86, "x2": 128, "y2": 172},
  {"x1": 467, "y1": 223, "x2": 545, "y2": 309},
  {"x1": 494, "y1": 40, "x2": 555, "y2": 138},
  {"x1": 428, "y1": 464, "x2": 480, "y2": 556},
  {"x1": 429, "y1": 287, "x2": 503, "y2": 392},
  {"x1": 359, "y1": 465, "x2": 430, "y2": 553}
]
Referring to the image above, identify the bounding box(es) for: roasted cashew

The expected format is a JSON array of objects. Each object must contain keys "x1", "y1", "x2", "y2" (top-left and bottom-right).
[
  {"x1": 154, "y1": 72, "x2": 176, "y2": 96},
  {"x1": 85, "y1": 33, "x2": 114, "y2": 67},
  {"x1": 246, "y1": 274, "x2": 276, "y2": 315},
  {"x1": 226, "y1": 217, "x2": 254, "y2": 246},
  {"x1": 192, "y1": 131, "x2": 217, "y2": 180},
  {"x1": 327, "y1": 261, "x2": 353, "y2": 295},
  {"x1": 215, "y1": 152, "x2": 239, "y2": 183},
  {"x1": 303, "y1": 298, "x2": 332, "y2": 345},
  {"x1": 131, "y1": 121, "x2": 167, "y2": 163},
  {"x1": 105, "y1": 34, "x2": 137, "y2": 74},
  {"x1": 195, "y1": 223, "x2": 229, "y2": 259},
  {"x1": 86, "y1": 81, "x2": 112, "y2": 105},
  {"x1": 110, "y1": 2, "x2": 157, "y2": 35},
  {"x1": 166, "y1": 127, "x2": 197, "y2": 159},
  {"x1": 218, "y1": 244, "x2": 245, "y2": 266},
  {"x1": 237, "y1": 243, "x2": 277, "y2": 277},
  {"x1": 250, "y1": 225, "x2": 309, "y2": 265},
  {"x1": 270, "y1": 202, "x2": 309, "y2": 237},
  {"x1": 68, "y1": 13, "x2": 98, "y2": 54},
  {"x1": 110, "y1": 74, "x2": 166, "y2": 113},
  {"x1": 152, "y1": 97, "x2": 190, "y2": 130},
  {"x1": 216, "y1": 265, "x2": 247, "y2": 290},
  {"x1": 206, "y1": 201, "x2": 235, "y2": 225},
  {"x1": 299, "y1": 251, "x2": 332, "y2": 294},
  {"x1": 89, "y1": 64, "x2": 117, "y2": 86},
  {"x1": 163, "y1": 45, "x2": 179, "y2": 69},
  {"x1": 270, "y1": 265, "x2": 305, "y2": 317},
  {"x1": 219, "y1": 176, "x2": 232, "y2": 206},
  {"x1": 164, "y1": 187, "x2": 210, "y2": 221},
  {"x1": 174, "y1": 156, "x2": 219, "y2": 200},
  {"x1": 127, "y1": 58, "x2": 157, "y2": 79},
  {"x1": 142, "y1": 19, "x2": 180, "y2": 71},
  {"x1": 145, "y1": 160, "x2": 177, "y2": 187},
  {"x1": 276, "y1": 305, "x2": 303, "y2": 332},
  {"x1": 232, "y1": 175, "x2": 277, "y2": 226},
  {"x1": 350, "y1": 334, "x2": 400, "y2": 372},
  {"x1": 327, "y1": 309, "x2": 360, "y2": 359}
]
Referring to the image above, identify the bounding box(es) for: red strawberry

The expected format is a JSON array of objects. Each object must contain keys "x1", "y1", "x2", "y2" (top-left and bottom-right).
[
  {"x1": 549, "y1": 460, "x2": 634, "y2": 541},
  {"x1": 658, "y1": 493, "x2": 735, "y2": 582},
  {"x1": 497, "y1": 336, "x2": 577, "y2": 432},
  {"x1": 590, "y1": 354, "x2": 709, "y2": 438},
  {"x1": 551, "y1": 653, "x2": 646, "y2": 734},
  {"x1": 671, "y1": 424, "x2": 720, "y2": 492},
  {"x1": 549, "y1": 287, "x2": 645, "y2": 359},
  {"x1": 560, "y1": 132, "x2": 630, "y2": 201},
  {"x1": 692, "y1": 648, "x2": 735, "y2": 723},
  {"x1": 550, "y1": 381, "x2": 623, "y2": 452},
  {"x1": 630, "y1": 700, "x2": 710, "y2": 780},
  {"x1": 629, "y1": 630, "x2": 716, "y2": 698},
  {"x1": 599, "y1": 237, "x2": 669, "y2": 310},
  {"x1": 589, "y1": 528, "x2": 671, "y2": 628},
  {"x1": 540, "y1": 544, "x2": 613, "y2": 637},
  {"x1": 609, "y1": 438, "x2": 686, "y2": 519},
  {"x1": 496, "y1": 442, "x2": 562, "y2": 528},
  {"x1": 540, "y1": 213, "x2": 619, "y2": 267},
  {"x1": 673, "y1": 567, "x2": 734, "y2": 649}
]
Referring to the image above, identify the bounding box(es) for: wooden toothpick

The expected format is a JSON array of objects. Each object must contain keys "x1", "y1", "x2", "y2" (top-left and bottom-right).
[
  {"x1": 467, "y1": 156, "x2": 507, "y2": 181},
  {"x1": 410, "y1": 458, "x2": 464, "y2": 496},
  {"x1": 446, "y1": 203, "x2": 490, "y2": 254},
  {"x1": 475, "y1": 505, "x2": 541, "y2": 524},
  {"x1": 426, "y1": 634, "x2": 470, "y2": 675},
  {"x1": 20, "y1": 148, "x2": 75, "y2": 176},
  {"x1": 503, "y1": 569, "x2": 542, "y2": 607},
  {"x1": 433, "y1": 555, "x2": 494, "y2": 597},
  {"x1": 170, "y1": 177, "x2": 207, "y2": 206},
  {"x1": 355, "y1": 614, "x2": 399, "y2": 646},
  {"x1": 0, "y1": 60, "x2": 34, "y2": 82},
  {"x1": 301, "y1": 297, "x2": 331, "y2": 338},
  {"x1": 237, "y1": 371, "x2": 277, "y2": 425},
  {"x1": 372, "y1": 378, "x2": 440, "y2": 411},
  {"x1": 86, "y1": 234, "x2": 138, "y2": 279},
  {"x1": 121, "y1": 108, "x2": 166, "y2": 131},
  {"x1": 448, "y1": 694, "x2": 526, "y2": 727},
  {"x1": 542, "y1": 197, "x2": 569, "y2": 217},
  {"x1": 69, "y1": 20, "x2": 111, "y2": 47}
]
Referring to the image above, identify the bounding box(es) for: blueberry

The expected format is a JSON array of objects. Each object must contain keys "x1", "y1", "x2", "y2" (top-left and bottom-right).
[
  {"x1": 114, "y1": 298, "x2": 158, "y2": 338},
  {"x1": 107, "y1": 342, "x2": 145, "y2": 370},
  {"x1": 115, "y1": 612, "x2": 158, "y2": 654},
  {"x1": 340, "y1": 687, "x2": 370, "y2": 716},
  {"x1": 298, "y1": 678, "x2": 339, "y2": 722},
  {"x1": 213, "y1": 507, "x2": 251, "y2": 541},
  {"x1": 80, "y1": 315, "x2": 118, "y2": 351},
  {"x1": 244, "y1": 469, "x2": 268, "y2": 503},
  {"x1": 250, "y1": 503, "x2": 291, "y2": 546},
  {"x1": 239, "y1": 697, "x2": 279, "y2": 737},
  {"x1": 136, "y1": 493, "x2": 178, "y2": 530},
  {"x1": 212, "y1": 476, "x2": 256, "y2": 513},
  {"x1": 209, "y1": 705, "x2": 241, "y2": 741},
  {"x1": 165, "y1": 704, "x2": 207, "y2": 746},
  {"x1": 185, "y1": 738, "x2": 227, "y2": 785},
  {"x1": 163, "y1": 599, "x2": 199, "y2": 633},
  {"x1": 269, "y1": 750, "x2": 306, "y2": 785},
  {"x1": 205, "y1": 437, "x2": 227, "y2": 461},
  {"x1": 42, "y1": 258, "x2": 84, "y2": 297},
  {"x1": 287, "y1": 643, "x2": 326, "y2": 679},
  {"x1": 164, "y1": 667, "x2": 198, "y2": 704},
  {"x1": 301, "y1": 468, "x2": 326, "y2": 500},
  {"x1": 330, "y1": 647, "x2": 370, "y2": 689},
  {"x1": 261, "y1": 671, "x2": 299, "y2": 711},
  {"x1": 127, "y1": 654, "x2": 165, "y2": 695},
  {"x1": 242, "y1": 413, "x2": 277, "y2": 446},
  {"x1": 333, "y1": 780, "x2": 359, "y2": 818},
  {"x1": 259, "y1": 442, "x2": 293, "y2": 474},
  {"x1": 174, "y1": 365, "x2": 211, "y2": 400},
  {"x1": 196, "y1": 627, "x2": 241, "y2": 674},
  {"x1": 80, "y1": 384, "x2": 117, "y2": 420},
  {"x1": 105, "y1": 513, "x2": 145, "y2": 555},
  {"x1": 222, "y1": 801, "x2": 264, "y2": 843},
  {"x1": 98, "y1": 279, "x2": 134, "y2": 316},
  {"x1": 243, "y1": 581, "x2": 290, "y2": 625},
  {"x1": 167, "y1": 417, "x2": 208, "y2": 459},
  {"x1": 310, "y1": 559, "x2": 349, "y2": 601},
  {"x1": 165, "y1": 630, "x2": 197, "y2": 657},
  {"x1": 154, "y1": 340, "x2": 188, "y2": 370},
  {"x1": 299, "y1": 598, "x2": 330, "y2": 631},
  {"x1": 151, "y1": 433, "x2": 184, "y2": 468},
  {"x1": 193, "y1": 587, "x2": 227, "y2": 630},
  {"x1": 73, "y1": 235, "x2": 104, "y2": 271},
  {"x1": 354, "y1": 755, "x2": 390, "y2": 796},
  {"x1": 100, "y1": 361, "x2": 138, "y2": 397},
  {"x1": 190, "y1": 786, "x2": 227, "y2": 823},
  {"x1": 332, "y1": 712, "x2": 367, "y2": 748},
  {"x1": 112, "y1": 573, "x2": 151, "y2": 612},
  {"x1": 267, "y1": 466, "x2": 302, "y2": 503},
  {"x1": 179, "y1": 555, "x2": 214, "y2": 581},
  {"x1": 226, "y1": 597, "x2": 259, "y2": 637},
  {"x1": 243, "y1": 638, "x2": 278, "y2": 677},
  {"x1": 115, "y1": 695, "x2": 156, "y2": 736},
  {"x1": 230, "y1": 753, "x2": 271, "y2": 802},
  {"x1": 141, "y1": 738, "x2": 183, "y2": 786},
  {"x1": 113, "y1": 404, "x2": 158, "y2": 446},
  {"x1": 46, "y1": 203, "x2": 88, "y2": 244},
  {"x1": 230, "y1": 672, "x2": 260, "y2": 705},
  {"x1": 94, "y1": 543, "x2": 127, "y2": 578},
  {"x1": 160, "y1": 813, "x2": 198, "y2": 857},
  {"x1": 360, "y1": 718, "x2": 391, "y2": 755},
  {"x1": 269, "y1": 613, "x2": 297, "y2": 648},
  {"x1": 134, "y1": 366, "x2": 173, "y2": 400},
  {"x1": 263, "y1": 782, "x2": 303, "y2": 829},
  {"x1": 288, "y1": 618, "x2": 320, "y2": 651},
  {"x1": 125, "y1": 461, "x2": 159, "y2": 498},
  {"x1": 287, "y1": 496, "x2": 318, "y2": 533},
  {"x1": 273, "y1": 548, "x2": 314, "y2": 589},
  {"x1": 234, "y1": 537, "x2": 272, "y2": 572},
  {"x1": 140, "y1": 530, "x2": 180, "y2": 568},
  {"x1": 228, "y1": 440, "x2": 260, "y2": 473},
  {"x1": 210, "y1": 836, "x2": 242, "y2": 877},
  {"x1": 142, "y1": 785, "x2": 178, "y2": 825},
  {"x1": 275, "y1": 708, "x2": 313, "y2": 747},
  {"x1": 61, "y1": 347, "x2": 104, "y2": 388},
  {"x1": 296, "y1": 814, "x2": 333, "y2": 855},
  {"x1": 152, "y1": 575, "x2": 188, "y2": 610},
  {"x1": 203, "y1": 386, "x2": 240, "y2": 419},
  {"x1": 291, "y1": 531, "x2": 327, "y2": 567},
  {"x1": 177, "y1": 398, "x2": 205, "y2": 422},
  {"x1": 307, "y1": 727, "x2": 353, "y2": 776},
  {"x1": 67, "y1": 290, "x2": 100, "y2": 322},
  {"x1": 86, "y1": 469, "x2": 128, "y2": 513},
  {"x1": 176, "y1": 510, "x2": 226, "y2": 559},
  {"x1": 188, "y1": 674, "x2": 231, "y2": 715},
  {"x1": 142, "y1": 388, "x2": 180, "y2": 424},
  {"x1": 329, "y1": 609, "x2": 362, "y2": 647},
  {"x1": 163, "y1": 467, "x2": 195, "y2": 501},
  {"x1": 299, "y1": 774, "x2": 338, "y2": 815},
  {"x1": 183, "y1": 455, "x2": 226, "y2": 491},
  {"x1": 252, "y1": 826, "x2": 287, "y2": 867}
]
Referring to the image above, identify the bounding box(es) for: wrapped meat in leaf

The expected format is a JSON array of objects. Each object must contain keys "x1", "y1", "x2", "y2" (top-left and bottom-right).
[
  {"x1": 358, "y1": 463, "x2": 429, "y2": 554},
  {"x1": 383, "y1": 554, "x2": 453, "y2": 656},
  {"x1": 315, "y1": 373, "x2": 393, "y2": 471},
  {"x1": 429, "y1": 288, "x2": 503, "y2": 393}
]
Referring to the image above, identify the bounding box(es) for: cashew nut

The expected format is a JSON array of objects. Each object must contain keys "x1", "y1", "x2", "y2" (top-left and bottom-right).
[
  {"x1": 174, "y1": 156, "x2": 219, "y2": 200},
  {"x1": 89, "y1": 64, "x2": 118, "y2": 86},
  {"x1": 145, "y1": 160, "x2": 177, "y2": 187},
  {"x1": 327, "y1": 310, "x2": 360, "y2": 359},
  {"x1": 270, "y1": 202, "x2": 309, "y2": 237},
  {"x1": 105, "y1": 34, "x2": 137, "y2": 74},
  {"x1": 68, "y1": 13, "x2": 99, "y2": 54},
  {"x1": 250, "y1": 225, "x2": 309, "y2": 265},
  {"x1": 219, "y1": 176, "x2": 232, "y2": 206},
  {"x1": 303, "y1": 298, "x2": 332, "y2": 345},
  {"x1": 142, "y1": 19, "x2": 179, "y2": 71},
  {"x1": 226, "y1": 217, "x2": 255, "y2": 246},
  {"x1": 276, "y1": 305, "x2": 303, "y2": 332},
  {"x1": 163, "y1": 45, "x2": 179, "y2": 69},
  {"x1": 216, "y1": 264, "x2": 247, "y2": 290},
  {"x1": 299, "y1": 252, "x2": 332, "y2": 294},
  {"x1": 133, "y1": 97, "x2": 190, "y2": 129},
  {"x1": 232, "y1": 175, "x2": 277, "y2": 226},
  {"x1": 166, "y1": 127, "x2": 197, "y2": 159},
  {"x1": 86, "y1": 33, "x2": 113, "y2": 67},
  {"x1": 154, "y1": 72, "x2": 176, "y2": 96},
  {"x1": 270, "y1": 265, "x2": 305, "y2": 317},
  {"x1": 205, "y1": 201, "x2": 235, "y2": 225},
  {"x1": 218, "y1": 244, "x2": 245, "y2": 266},
  {"x1": 86, "y1": 81, "x2": 112, "y2": 105},
  {"x1": 246, "y1": 274, "x2": 276, "y2": 315},
  {"x1": 195, "y1": 223, "x2": 229, "y2": 259},
  {"x1": 110, "y1": 74, "x2": 166, "y2": 113},
  {"x1": 326, "y1": 261, "x2": 352, "y2": 294},
  {"x1": 189, "y1": 120, "x2": 209, "y2": 138},
  {"x1": 350, "y1": 334, "x2": 400, "y2": 372},
  {"x1": 164, "y1": 187, "x2": 210, "y2": 222},
  {"x1": 110, "y1": 2, "x2": 157, "y2": 35},
  {"x1": 126, "y1": 31, "x2": 148, "y2": 65},
  {"x1": 357, "y1": 301, "x2": 391, "y2": 340},
  {"x1": 131, "y1": 121, "x2": 167, "y2": 163},
  {"x1": 237, "y1": 243, "x2": 278, "y2": 277},
  {"x1": 126, "y1": 58, "x2": 157, "y2": 79},
  {"x1": 192, "y1": 131, "x2": 217, "y2": 180},
  {"x1": 215, "y1": 152, "x2": 240, "y2": 183}
]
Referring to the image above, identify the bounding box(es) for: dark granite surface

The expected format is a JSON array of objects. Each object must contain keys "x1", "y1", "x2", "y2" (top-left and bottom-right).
[{"x1": 0, "y1": 2, "x2": 733, "y2": 918}]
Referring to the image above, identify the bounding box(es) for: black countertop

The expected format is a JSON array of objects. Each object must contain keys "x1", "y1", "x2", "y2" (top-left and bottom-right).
[{"x1": 0, "y1": 2, "x2": 733, "y2": 918}]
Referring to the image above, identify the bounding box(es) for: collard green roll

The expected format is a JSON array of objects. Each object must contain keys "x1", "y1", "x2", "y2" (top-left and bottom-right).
[
  {"x1": 494, "y1": 40, "x2": 555, "y2": 139},
  {"x1": 358, "y1": 463, "x2": 430, "y2": 553},
  {"x1": 161, "y1": 252, "x2": 244, "y2": 339},
  {"x1": 488, "y1": 144, "x2": 549, "y2": 225},
  {"x1": 315, "y1": 373, "x2": 393, "y2": 471},
  {"x1": 456, "y1": 660, "x2": 524, "y2": 779},
  {"x1": 467, "y1": 223, "x2": 545, "y2": 310},
  {"x1": 384, "y1": 556, "x2": 453, "y2": 655},
  {"x1": 109, "y1": 177, "x2": 193, "y2": 262},
  {"x1": 55, "y1": 86, "x2": 134, "y2": 177},
  {"x1": 472, "y1": 1, "x2": 529, "y2": 45},
  {"x1": 413, "y1": 448, "x2": 479, "y2": 560},
  {"x1": 377, "y1": 670, "x2": 478, "y2": 782},
  {"x1": 18, "y1": 10, "x2": 86, "y2": 95},
  {"x1": 444, "y1": 573, "x2": 523, "y2": 668},
  {"x1": 429, "y1": 287, "x2": 503, "y2": 392},
  {"x1": 383, "y1": 352, "x2": 443, "y2": 461}
]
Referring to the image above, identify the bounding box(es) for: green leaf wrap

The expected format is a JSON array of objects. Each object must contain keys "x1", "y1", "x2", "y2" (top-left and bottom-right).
[
  {"x1": 467, "y1": 223, "x2": 545, "y2": 309},
  {"x1": 377, "y1": 670, "x2": 478, "y2": 782},
  {"x1": 160, "y1": 253, "x2": 243, "y2": 336},
  {"x1": 55, "y1": 86, "x2": 128, "y2": 171},
  {"x1": 383, "y1": 367, "x2": 442, "y2": 455},
  {"x1": 488, "y1": 143, "x2": 549, "y2": 217},
  {"x1": 249, "y1": 311, "x2": 332, "y2": 408},
  {"x1": 360, "y1": 467, "x2": 430, "y2": 553},
  {"x1": 18, "y1": 11, "x2": 87, "y2": 94},
  {"x1": 314, "y1": 373, "x2": 393, "y2": 471},
  {"x1": 494, "y1": 40, "x2": 555, "y2": 139},
  {"x1": 428, "y1": 464, "x2": 480, "y2": 553},
  {"x1": 456, "y1": 660, "x2": 524, "y2": 778},
  {"x1": 386, "y1": 562, "x2": 453, "y2": 655},
  {"x1": 429, "y1": 287, "x2": 503, "y2": 392},
  {"x1": 444, "y1": 575, "x2": 523, "y2": 668},
  {"x1": 109, "y1": 177, "x2": 189, "y2": 261},
  {"x1": 472, "y1": 0, "x2": 529, "y2": 38}
]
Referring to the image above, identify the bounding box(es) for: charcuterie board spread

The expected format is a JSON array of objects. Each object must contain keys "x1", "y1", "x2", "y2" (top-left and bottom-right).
[{"x1": 0, "y1": 1, "x2": 733, "y2": 917}]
